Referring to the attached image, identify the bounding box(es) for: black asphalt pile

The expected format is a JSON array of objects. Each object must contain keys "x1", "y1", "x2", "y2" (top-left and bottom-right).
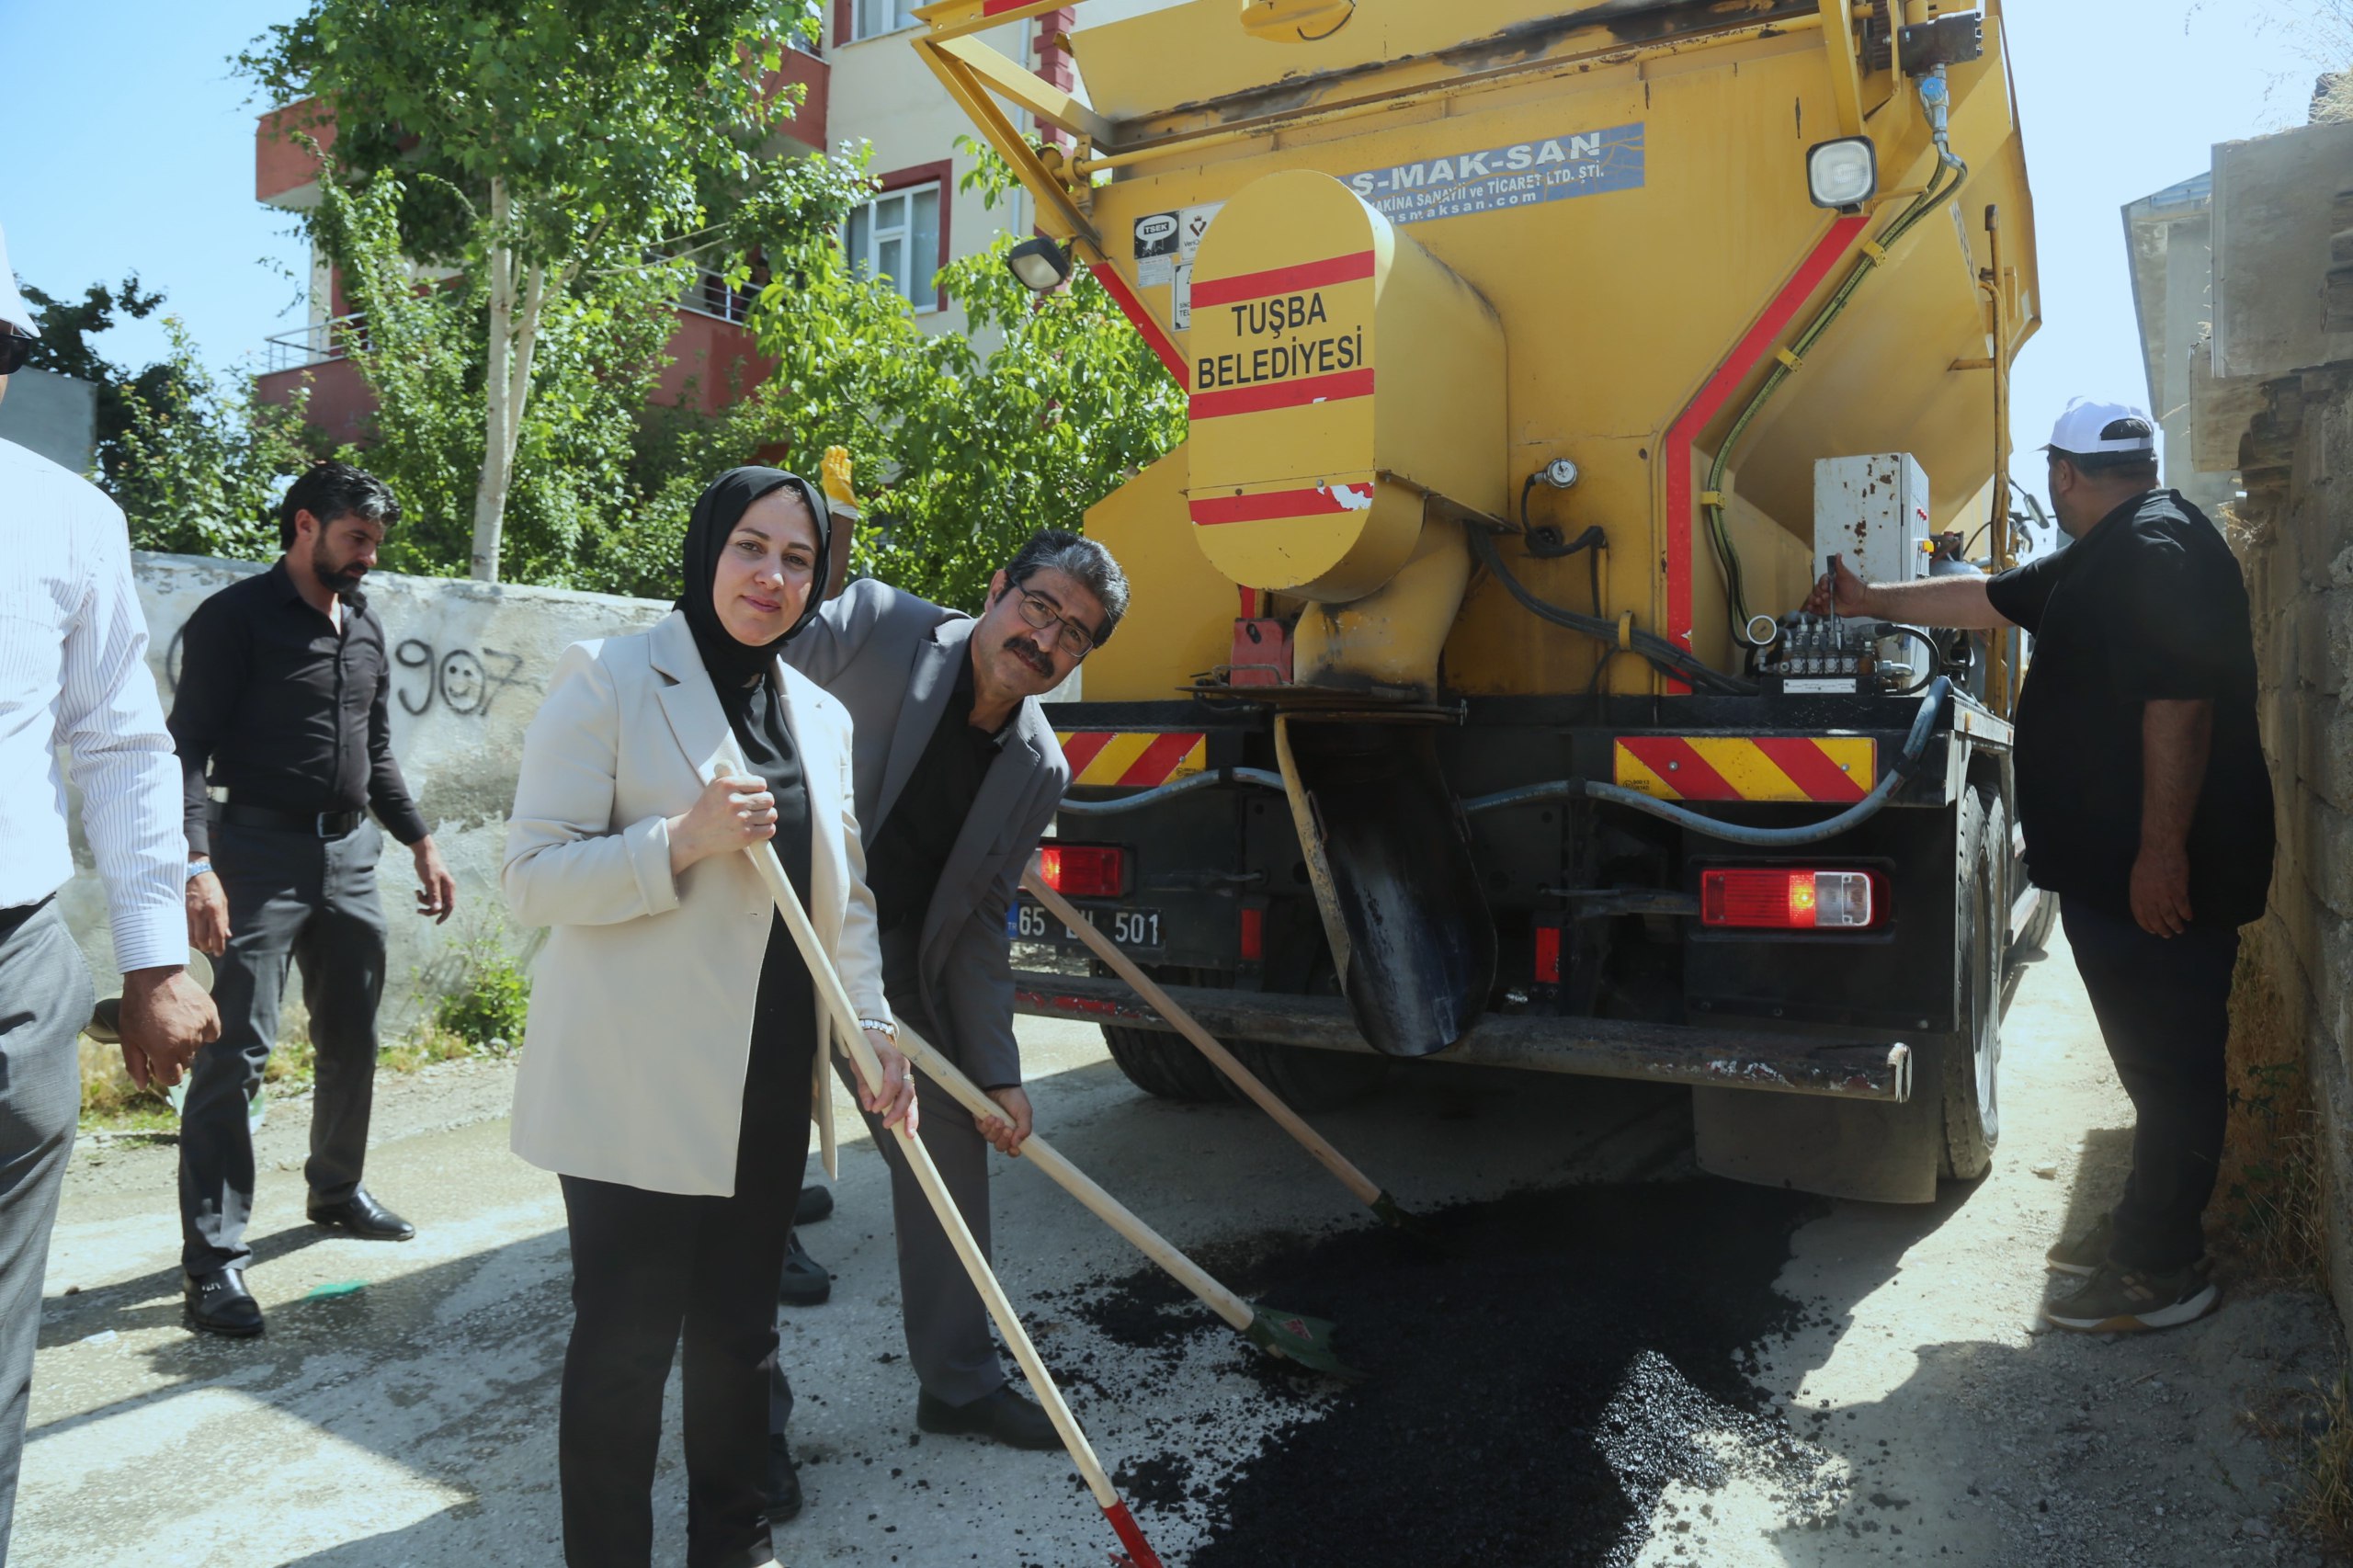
[{"x1": 1075, "y1": 1178, "x2": 1836, "y2": 1567}]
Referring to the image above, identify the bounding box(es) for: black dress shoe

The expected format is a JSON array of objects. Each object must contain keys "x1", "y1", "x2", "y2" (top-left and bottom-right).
[
  {"x1": 306, "y1": 1187, "x2": 416, "y2": 1241},
  {"x1": 794, "y1": 1184, "x2": 834, "y2": 1226},
  {"x1": 185, "y1": 1267, "x2": 264, "y2": 1337},
  {"x1": 761, "y1": 1433, "x2": 802, "y2": 1521},
  {"x1": 915, "y1": 1385, "x2": 1062, "y2": 1451},
  {"x1": 778, "y1": 1230, "x2": 830, "y2": 1307}
]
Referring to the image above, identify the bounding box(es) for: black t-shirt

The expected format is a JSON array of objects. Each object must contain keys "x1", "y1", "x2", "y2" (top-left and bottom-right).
[
  {"x1": 865, "y1": 653, "x2": 1011, "y2": 936},
  {"x1": 1984, "y1": 490, "x2": 2273, "y2": 929}
]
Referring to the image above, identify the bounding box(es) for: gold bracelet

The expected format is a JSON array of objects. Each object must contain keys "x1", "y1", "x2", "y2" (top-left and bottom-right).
[{"x1": 857, "y1": 1017, "x2": 898, "y2": 1040}]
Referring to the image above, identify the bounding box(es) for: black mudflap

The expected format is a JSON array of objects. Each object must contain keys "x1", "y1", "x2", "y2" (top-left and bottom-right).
[{"x1": 1279, "y1": 720, "x2": 1496, "y2": 1058}]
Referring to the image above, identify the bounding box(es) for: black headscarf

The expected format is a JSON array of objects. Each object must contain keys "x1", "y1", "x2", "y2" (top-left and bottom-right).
[{"x1": 677, "y1": 466, "x2": 835, "y2": 687}]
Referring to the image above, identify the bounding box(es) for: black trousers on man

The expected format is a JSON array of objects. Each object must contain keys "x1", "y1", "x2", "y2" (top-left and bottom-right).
[
  {"x1": 178, "y1": 817, "x2": 389, "y2": 1277},
  {"x1": 559, "y1": 991, "x2": 813, "y2": 1568},
  {"x1": 2061, "y1": 898, "x2": 2240, "y2": 1274}
]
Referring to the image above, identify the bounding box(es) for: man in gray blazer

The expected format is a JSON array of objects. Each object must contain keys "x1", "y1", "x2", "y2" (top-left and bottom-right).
[{"x1": 766, "y1": 529, "x2": 1129, "y2": 1502}]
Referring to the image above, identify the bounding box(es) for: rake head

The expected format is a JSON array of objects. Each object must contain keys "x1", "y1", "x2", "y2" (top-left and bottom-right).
[{"x1": 1244, "y1": 1304, "x2": 1359, "y2": 1377}]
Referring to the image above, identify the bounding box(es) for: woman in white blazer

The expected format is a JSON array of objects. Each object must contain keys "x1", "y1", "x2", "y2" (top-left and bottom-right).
[{"x1": 504, "y1": 468, "x2": 915, "y2": 1568}]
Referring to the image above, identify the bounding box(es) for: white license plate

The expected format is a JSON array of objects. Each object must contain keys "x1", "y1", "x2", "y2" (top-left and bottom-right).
[{"x1": 1015, "y1": 899, "x2": 1164, "y2": 950}]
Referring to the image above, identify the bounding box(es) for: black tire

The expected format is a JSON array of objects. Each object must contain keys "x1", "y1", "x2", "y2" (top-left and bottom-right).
[
  {"x1": 1226, "y1": 1040, "x2": 1389, "y2": 1111},
  {"x1": 1103, "y1": 1024, "x2": 1234, "y2": 1104},
  {"x1": 1939, "y1": 790, "x2": 2005, "y2": 1180}
]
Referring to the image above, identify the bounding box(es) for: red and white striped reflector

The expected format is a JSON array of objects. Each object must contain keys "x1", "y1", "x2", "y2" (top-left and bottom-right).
[{"x1": 1699, "y1": 869, "x2": 1879, "y2": 930}]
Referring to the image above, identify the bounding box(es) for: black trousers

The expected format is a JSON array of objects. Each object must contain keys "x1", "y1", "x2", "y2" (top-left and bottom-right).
[
  {"x1": 179, "y1": 817, "x2": 388, "y2": 1276},
  {"x1": 2061, "y1": 898, "x2": 2240, "y2": 1273},
  {"x1": 558, "y1": 1018, "x2": 813, "y2": 1568}
]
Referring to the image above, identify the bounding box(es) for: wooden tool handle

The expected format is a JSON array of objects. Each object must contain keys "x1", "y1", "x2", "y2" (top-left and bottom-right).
[
  {"x1": 892, "y1": 1022, "x2": 1255, "y2": 1335},
  {"x1": 1023, "y1": 864, "x2": 1383, "y2": 1208},
  {"x1": 735, "y1": 824, "x2": 1120, "y2": 1509}
]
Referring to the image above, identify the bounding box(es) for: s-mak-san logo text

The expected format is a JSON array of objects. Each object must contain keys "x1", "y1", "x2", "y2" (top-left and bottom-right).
[{"x1": 1346, "y1": 122, "x2": 1645, "y2": 225}]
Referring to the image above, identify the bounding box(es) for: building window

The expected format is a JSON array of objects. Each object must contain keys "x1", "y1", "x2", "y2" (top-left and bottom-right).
[
  {"x1": 847, "y1": 0, "x2": 921, "y2": 41},
  {"x1": 845, "y1": 183, "x2": 942, "y2": 312}
]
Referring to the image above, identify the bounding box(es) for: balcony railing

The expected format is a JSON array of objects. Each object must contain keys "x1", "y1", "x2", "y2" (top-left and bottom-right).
[
  {"x1": 262, "y1": 312, "x2": 368, "y2": 373},
  {"x1": 678, "y1": 267, "x2": 758, "y2": 325}
]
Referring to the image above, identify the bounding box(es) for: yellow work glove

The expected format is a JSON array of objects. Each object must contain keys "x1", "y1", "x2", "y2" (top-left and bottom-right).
[{"x1": 821, "y1": 447, "x2": 861, "y2": 517}]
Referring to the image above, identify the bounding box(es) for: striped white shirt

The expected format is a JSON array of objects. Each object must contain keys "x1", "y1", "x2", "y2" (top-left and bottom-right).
[{"x1": 0, "y1": 437, "x2": 187, "y2": 970}]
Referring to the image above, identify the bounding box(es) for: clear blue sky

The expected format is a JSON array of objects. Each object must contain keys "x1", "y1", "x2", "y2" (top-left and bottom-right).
[{"x1": 0, "y1": 0, "x2": 2334, "y2": 490}]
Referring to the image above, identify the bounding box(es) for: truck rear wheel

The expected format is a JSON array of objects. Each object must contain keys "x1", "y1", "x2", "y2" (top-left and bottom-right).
[
  {"x1": 1102, "y1": 1024, "x2": 1235, "y2": 1103},
  {"x1": 1225, "y1": 1040, "x2": 1388, "y2": 1111},
  {"x1": 1938, "y1": 791, "x2": 2006, "y2": 1180}
]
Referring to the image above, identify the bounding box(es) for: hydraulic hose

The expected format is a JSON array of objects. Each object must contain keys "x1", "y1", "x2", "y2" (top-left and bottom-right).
[
  {"x1": 1054, "y1": 766, "x2": 1286, "y2": 815},
  {"x1": 1461, "y1": 677, "x2": 1951, "y2": 848},
  {"x1": 1467, "y1": 523, "x2": 1757, "y2": 697}
]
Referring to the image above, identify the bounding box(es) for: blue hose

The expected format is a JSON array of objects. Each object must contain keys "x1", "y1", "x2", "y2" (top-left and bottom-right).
[{"x1": 1462, "y1": 677, "x2": 1952, "y2": 847}]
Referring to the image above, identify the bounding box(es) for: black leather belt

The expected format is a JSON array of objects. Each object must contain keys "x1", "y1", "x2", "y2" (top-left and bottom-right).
[
  {"x1": 217, "y1": 801, "x2": 365, "y2": 837},
  {"x1": 0, "y1": 893, "x2": 55, "y2": 945}
]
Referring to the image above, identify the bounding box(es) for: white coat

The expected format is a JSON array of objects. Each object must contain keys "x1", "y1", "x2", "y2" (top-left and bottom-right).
[{"x1": 502, "y1": 609, "x2": 890, "y2": 1197}]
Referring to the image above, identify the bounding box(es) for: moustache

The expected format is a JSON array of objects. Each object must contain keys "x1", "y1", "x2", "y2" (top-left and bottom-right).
[{"x1": 1003, "y1": 635, "x2": 1055, "y2": 676}]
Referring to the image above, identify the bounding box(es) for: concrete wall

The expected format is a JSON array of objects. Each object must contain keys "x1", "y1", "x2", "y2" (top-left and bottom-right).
[
  {"x1": 2234, "y1": 362, "x2": 2353, "y2": 1325},
  {"x1": 56, "y1": 553, "x2": 672, "y2": 1037},
  {"x1": 0, "y1": 368, "x2": 99, "y2": 474},
  {"x1": 2122, "y1": 174, "x2": 2240, "y2": 518}
]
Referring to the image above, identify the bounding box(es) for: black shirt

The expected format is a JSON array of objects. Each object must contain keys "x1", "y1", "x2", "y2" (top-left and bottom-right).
[
  {"x1": 1985, "y1": 490, "x2": 2273, "y2": 929},
  {"x1": 866, "y1": 651, "x2": 1011, "y2": 935},
  {"x1": 169, "y1": 562, "x2": 428, "y2": 858},
  {"x1": 716, "y1": 670, "x2": 818, "y2": 1087}
]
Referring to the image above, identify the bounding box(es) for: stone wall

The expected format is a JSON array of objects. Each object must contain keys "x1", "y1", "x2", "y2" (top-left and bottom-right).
[
  {"x1": 2234, "y1": 363, "x2": 2353, "y2": 1323},
  {"x1": 56, "y1": 552, "x2": 672, "y2": 1036}
]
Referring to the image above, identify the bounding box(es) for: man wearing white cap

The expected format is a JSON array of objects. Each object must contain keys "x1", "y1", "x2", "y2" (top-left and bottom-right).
[
  {"x1": 0, "y1": 223, "x2": 219, "y2": 1558},
  {"x1": 1809, "y1": 398, "x2": 2272, "y2": 1334}
]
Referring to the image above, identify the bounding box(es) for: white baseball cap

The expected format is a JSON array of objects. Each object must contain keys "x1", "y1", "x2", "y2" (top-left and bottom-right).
[
  {"x1": 2044, "y1": 396, "x2": 2155, "y2": 457},
  {"x1": 0, "y1": 222, "x2": 36, "y2": 338}
]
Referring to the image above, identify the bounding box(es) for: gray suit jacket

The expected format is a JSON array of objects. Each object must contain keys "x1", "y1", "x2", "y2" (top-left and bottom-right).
[{"x1": 782, "y1": 578, "x2": 1068, "y2": 1089}]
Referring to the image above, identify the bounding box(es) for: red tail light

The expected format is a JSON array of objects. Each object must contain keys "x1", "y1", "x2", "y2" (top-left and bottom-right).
[
  {"x1": 1039, "y1": 845, "x2": 1123, "y2": 898},
  {"x1": 1239, "y1": 905, "x2": 1265, "y2": 961},
  {"x1": 1533, "y1": 925, "x2": 1563, "y2": 983},
  {"x1": 1700, "y1": 869, "x2": 1880, "y2": 929}
]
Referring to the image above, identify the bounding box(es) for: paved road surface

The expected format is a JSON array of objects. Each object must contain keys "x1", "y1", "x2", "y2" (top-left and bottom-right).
[{"x1": 17, "y1": 937, "x2": 2339, "y2": 1566}]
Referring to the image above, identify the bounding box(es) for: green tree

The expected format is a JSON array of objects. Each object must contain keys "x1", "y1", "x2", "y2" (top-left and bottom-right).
[
  {"x1": 742, "y1": 143, "x2": 1188, "y2": 609},
  {"x1": 240, "y1": 0, "x2": 819, "y2": 582},
  {"x1": 109, "y1": 317, "x2": 317, "y2": 559}
]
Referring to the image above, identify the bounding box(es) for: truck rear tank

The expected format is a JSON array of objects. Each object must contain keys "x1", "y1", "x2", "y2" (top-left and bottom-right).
[{"x1": 916, "y1": 0, "x2": 2045, "y2": 1201}]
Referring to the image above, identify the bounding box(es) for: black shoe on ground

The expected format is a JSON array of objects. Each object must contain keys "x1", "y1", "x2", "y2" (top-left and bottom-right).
[
  {"x1": 2043, "y1": 1262, "x2": 2220, "y2": 1334},
  {"x1": 762, "y1": 1433, "x2": 802, "y2": 1521},
  {"x1": 778, "y1": 1230, "x2": 831, "y2": 1307},
  {"x1": 795, "y1": 1185, "x2": 834, "y2": 1226},
  {"x1": 185, "y1": 1267, "x2": 264, "y2": 1337},
  {"x1": 307, "y1": 1187, "x2": 416, "y2": 1241},
  {"x1": 915, "y1": 1385, "x2": 1062, "y2": 1451}
]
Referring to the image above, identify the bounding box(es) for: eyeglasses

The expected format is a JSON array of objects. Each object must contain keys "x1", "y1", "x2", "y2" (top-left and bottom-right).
[
  {"x1": 0, "y1": 330, "x2": 35, "y2": 377},
  {"x1": 1011, "y1": 588, "x2": 1096, "y2": 660}
]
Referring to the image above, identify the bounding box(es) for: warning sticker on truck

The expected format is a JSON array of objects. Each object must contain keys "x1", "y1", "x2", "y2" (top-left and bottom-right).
[{"x1": 1345, "y1": 122, "x2": 1644, "y2": 225}]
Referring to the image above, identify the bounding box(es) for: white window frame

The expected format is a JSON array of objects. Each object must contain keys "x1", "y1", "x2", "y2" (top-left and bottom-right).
[
  {"x1": 844, "y1": 182, "x2": 943, "y2": 314},
  {"x1": 846, "y1": 0, "x2": 922, "y2": 42}
]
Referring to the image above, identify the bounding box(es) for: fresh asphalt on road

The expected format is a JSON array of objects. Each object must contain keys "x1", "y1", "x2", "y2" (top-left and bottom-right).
[{"x1": 16, "y1": 943, "x2": 2338, "y2": 1566}]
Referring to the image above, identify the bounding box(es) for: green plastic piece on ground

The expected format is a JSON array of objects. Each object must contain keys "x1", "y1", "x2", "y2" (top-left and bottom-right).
[
  {"x1": 1242, "y1": 1305, "x2": 1358, "y2": 1378},
  {"x1": 304, "y1": 1280, "x2": 368, "y2": 1300}
]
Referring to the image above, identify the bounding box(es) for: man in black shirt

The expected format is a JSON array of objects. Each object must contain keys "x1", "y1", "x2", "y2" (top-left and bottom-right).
[
  {"x1": 169, "y1": 461, "x2": 457, "y2": 1336},
  {"x1": 1809, "y1": 399, "x2": 2272, "y2": 1335}
]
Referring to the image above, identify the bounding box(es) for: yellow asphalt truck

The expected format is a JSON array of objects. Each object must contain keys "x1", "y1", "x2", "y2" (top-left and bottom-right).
[{"x1": 916, "y1": 0, "x2": 2046, "y2": 1202}]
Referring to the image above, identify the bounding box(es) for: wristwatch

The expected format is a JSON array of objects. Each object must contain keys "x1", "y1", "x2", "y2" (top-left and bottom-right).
[{"x1": 186, "y1": 859, "x2": 212, "y2": 881}]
